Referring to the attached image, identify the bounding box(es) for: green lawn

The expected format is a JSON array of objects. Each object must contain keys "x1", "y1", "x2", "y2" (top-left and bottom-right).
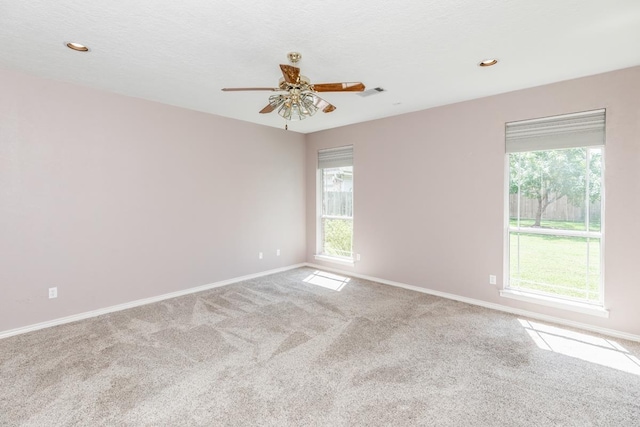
[{"x1": 509, "y1": 231, "x2": 601, "y2": 302}]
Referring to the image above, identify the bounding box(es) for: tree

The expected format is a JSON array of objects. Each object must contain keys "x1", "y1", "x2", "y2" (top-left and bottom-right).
[{"x1": 509, "y1": 148, "x2": 601, "y2": 227}]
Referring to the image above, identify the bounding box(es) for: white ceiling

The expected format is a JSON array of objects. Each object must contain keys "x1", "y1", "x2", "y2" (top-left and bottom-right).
[{"x1": 2, "y1": 1, "x2": 640, "y2": 134}]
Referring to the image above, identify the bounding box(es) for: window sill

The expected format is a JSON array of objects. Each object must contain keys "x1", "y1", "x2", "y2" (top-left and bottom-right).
[
  {"x1": 500, "y1": 289, "x2": 609, "y2": 318},
  {"x1": 313, "y1": 254, "x2": 355, "y2": 267}
]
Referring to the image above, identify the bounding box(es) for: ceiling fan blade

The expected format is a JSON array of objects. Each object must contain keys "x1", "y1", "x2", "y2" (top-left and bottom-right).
[
  {"x1": 221, "y1": 87, "x2": 278, "y2": 92},
  {"x1": 280, "y1": 64, "x2": 300, "y2": 83},
  {"x1": 259, "y1": 103, "x2": 276, "y2": 114},
  {"x1": 323, "y1": 104, "x2": 337, "y2": 113},
  {"x1": 313, "y1": 82, "x2": 365, "y2": 92},
  {"x1": 312, "y1": 94, "x2": 337, "y2": 113}
]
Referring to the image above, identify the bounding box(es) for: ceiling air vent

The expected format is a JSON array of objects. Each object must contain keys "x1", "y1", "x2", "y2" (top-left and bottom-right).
[{"x1": 358, "y1": 87, "x2": 385, "y2": 97}]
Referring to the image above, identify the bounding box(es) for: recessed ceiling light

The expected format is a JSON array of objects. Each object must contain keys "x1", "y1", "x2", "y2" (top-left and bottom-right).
[
  {"x1": 478, "y1": 58, "x2": 498, "y2": 67},
  {"x1": 66, "y1": 42, "x2": 89, "y2": 52}
]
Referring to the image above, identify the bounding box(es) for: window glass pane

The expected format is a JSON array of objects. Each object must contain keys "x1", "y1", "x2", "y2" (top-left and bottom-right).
[
  {"x1": 322, "y1": 218, "x2": 353, "y2": 258},
  {"x1": 588, "y1": 148, "x2": 602, "y2": 232},
  {"x1": 509, "y1": 233, "x2": 601, "y2": 303},
  {"x1": 587, "y1": 238, "x2": 601, "y2": 301},
  {"x1": 321, "y1": 166, "x2": 353, "y2": 259},
  {"x1": 509, "y1": 148, "x2": 590, "y2": 231},
  {"x1": 508, "y1": 152, "x2": 524, "y2": 226},
  {"x1": 322, "y1": 167, "x2": 353, "y2": 217}
]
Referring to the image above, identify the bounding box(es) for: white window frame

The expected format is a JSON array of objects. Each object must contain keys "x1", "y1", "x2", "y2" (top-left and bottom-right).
[
  {"x1": 501, "y1": 110, "x2": 608, "y2": 317},
  {"x1": 315, "y1": 146, "x2": 354, "y2": 266}
]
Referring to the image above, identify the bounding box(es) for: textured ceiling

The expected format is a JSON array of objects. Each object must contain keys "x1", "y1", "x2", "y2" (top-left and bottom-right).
[{"x1": 2, "y1": 1, "x2": 640, "y2": 134}]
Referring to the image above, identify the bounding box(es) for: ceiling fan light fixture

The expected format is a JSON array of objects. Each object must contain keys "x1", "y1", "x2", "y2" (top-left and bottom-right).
[
  {"x1": 274, "y1": 92, "x2": 319, "y2": 121},
  {"x1": 300, "y1": 93, "x2": 319, "y2": 116},
  {"x1": 478, "y1": 58, "x2": 498, "y2": 67},
  {"x1": 222, "y1": 52, "x2": 364, "y2": 121},
  {"x1": 66, "y1": 42, "x2": 89, "y2": 52},
  {"x1": 278, "y1": 101, "x2": 304, "y2": 121},
  {"x1": 268, "y1": 94, "x2": 286, "y2": 109}
]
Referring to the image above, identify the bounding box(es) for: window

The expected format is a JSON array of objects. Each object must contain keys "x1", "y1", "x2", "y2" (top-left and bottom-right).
[
  {"x1": 506, "y1": 109, "x2": 605, "y2": 305},
  {"x1": 317, "y1": 146, "x2": 354, "y2": 261}
]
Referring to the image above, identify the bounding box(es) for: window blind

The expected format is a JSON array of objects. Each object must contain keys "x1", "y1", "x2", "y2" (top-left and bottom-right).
[
  {"x1": 318, "y1": 145, "x2": 353, "y2": 169},
  {"x1": 506, "y1": 109, "x2": 605, "y2": 153}
]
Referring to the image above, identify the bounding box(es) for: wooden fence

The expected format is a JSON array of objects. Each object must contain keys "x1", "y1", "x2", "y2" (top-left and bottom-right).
[
  {"x1": 509, "y1": 194, "x2": 601, "y2": 222},
  {"x1": 325, "y1": 192, "x2": 353, "y2": 217}
]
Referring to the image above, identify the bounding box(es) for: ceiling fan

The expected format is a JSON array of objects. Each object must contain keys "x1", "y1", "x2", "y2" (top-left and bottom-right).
[{"x1": 221, "y1": 52, "x2": 365, "y2": 123}]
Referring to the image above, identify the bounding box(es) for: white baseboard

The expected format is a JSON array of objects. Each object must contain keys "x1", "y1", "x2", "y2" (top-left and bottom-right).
[
  {"x1": 0, "y1": 263, "x2": 306, "y2": 340},
  {"x1": 304, "y1": 263, "x2": 640, "y2": 343},
  {"x1": 5, "y1": 262, "x2": 639, "y2": 344}
]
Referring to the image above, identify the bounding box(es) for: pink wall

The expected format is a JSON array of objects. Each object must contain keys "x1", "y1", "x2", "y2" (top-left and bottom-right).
[
  {"x1": 306, "y1": 66, "x2": 640, "y2": 336},
  {"x1": 0, "y1": 68, "x2": 306, "y2": 332},
  {"x1": 2, "y1": 65, "x2": 639, "y2": 337}
]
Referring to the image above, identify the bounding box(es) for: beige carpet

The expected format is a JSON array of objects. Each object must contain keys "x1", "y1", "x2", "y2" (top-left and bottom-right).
[{"x1": 1, "y1": 267, "x2": 639, "y2": 426}]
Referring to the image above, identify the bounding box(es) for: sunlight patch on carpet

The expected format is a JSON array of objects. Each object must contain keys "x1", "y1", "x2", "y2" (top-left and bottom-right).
[
  {"x1": 519, "y1": 318, "x2": 640, "y2": 375},
  {"x1": 303, "y1": 271, "x2": 350, "y2": 291}
]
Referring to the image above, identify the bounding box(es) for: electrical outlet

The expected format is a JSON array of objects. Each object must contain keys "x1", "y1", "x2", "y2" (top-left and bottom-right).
[
  {"x1": 276, "y1": 249, "x2": 280, "y2": 256},
  {"x1": 258, "y1": 252, "x2": 263, "y2": 259},
  {"x1": 489, "y1": 275, "x2": 497, "y2": 285},
  {"x1": 48, "y1": 287, "x2": 58, "y2": 299},
  {"x1": 356, "y1": 254, "x2": 361, "y2": 261}
]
